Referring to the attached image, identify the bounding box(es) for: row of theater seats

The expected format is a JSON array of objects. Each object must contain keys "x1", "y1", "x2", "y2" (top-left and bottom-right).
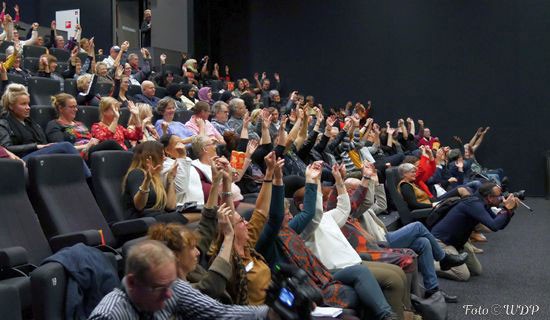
[
  {"x1": 7, "y1": 74, "x2": 169, "y2": 105},
  {"x1": 29, "y1": 104, "x2": 193, "y2": 130},
  {"x1": 0, "y1": 151, "x2": 150, "y2": 319}
]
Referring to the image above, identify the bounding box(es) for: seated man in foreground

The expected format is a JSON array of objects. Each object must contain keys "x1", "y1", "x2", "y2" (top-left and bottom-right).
[{"x1": 89, "y1": 240, "x2": 275, "y2": 319}]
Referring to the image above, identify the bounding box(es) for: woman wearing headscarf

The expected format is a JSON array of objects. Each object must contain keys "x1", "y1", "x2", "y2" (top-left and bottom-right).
[
  {"x1": 198, "y1": 86, "x2": 214, "y2": 106},
  {"x1": 181, "y1": 83, "x2": 198, "y2": 110}
]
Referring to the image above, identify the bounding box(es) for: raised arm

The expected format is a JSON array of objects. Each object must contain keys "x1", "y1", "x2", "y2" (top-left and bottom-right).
[
  {"x1": 255, "y1": 156, "x2": 285, "y2": 254},
  {"x1": 246, "y1": 151, "x2": 275, "y2": 247},
  {"x1": 289, "y1": 163, "x2": 321, "y2": 234},
  {"x1": 326, "y1": 163, "x2": 351, "y2": 227}
]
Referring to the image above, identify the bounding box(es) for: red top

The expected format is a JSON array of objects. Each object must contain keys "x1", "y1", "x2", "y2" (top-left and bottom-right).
[
  {"x1": 416, "y1": 155, "x2": 436, "y2": 198},
  {"x1": 91, "y1": 122, "x2": 143, "y2": 150}
]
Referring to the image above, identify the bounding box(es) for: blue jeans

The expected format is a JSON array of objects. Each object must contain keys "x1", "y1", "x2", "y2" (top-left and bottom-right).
[
  {"x1": 333, "y1": 264, "x2": 393, "y2": 320},
  {"x1": 22, "y1": 142, "x2": 91, "y2": 178},
  {"x1": 385, "y1": 222, "x2": 445, "y2": 291}
]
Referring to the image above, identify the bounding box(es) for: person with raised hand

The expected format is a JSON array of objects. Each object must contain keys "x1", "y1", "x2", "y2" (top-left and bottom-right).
[
  {"x1": 122, "y1": 140, "x2": 188, "y2": 224},
  {"x1": 91, "y1": 97, "x2": 143, "y2": 150},
  {"x1": 0, "y1": 84, "x2": 91, "y2": 177},
  {"x1": 207, "y1": 151, "x2": 277, "y2": 306}
]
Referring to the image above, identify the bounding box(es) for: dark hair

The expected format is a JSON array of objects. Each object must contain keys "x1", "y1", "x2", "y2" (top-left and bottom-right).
[
  {"x1": 403, "y1": 155, "x2": 419, "y2": 164},
  {"x1": 160, "y1": 134, "x2": 174, "y2": 148},
  {"x1": 193, "y1": 101, "x2": 210, "y2": 115},
  {"x1": 479, "y1": 182, "x2": 498, "y2": 197}
]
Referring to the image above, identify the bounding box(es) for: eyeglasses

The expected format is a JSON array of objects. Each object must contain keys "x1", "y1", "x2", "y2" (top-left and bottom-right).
[{"x1": 138, "y1": 280, "x2": 176, "y2": 294}]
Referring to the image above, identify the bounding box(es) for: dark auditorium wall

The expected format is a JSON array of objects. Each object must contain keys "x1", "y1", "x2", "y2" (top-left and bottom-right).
[{"x1": 202, "y1": 0, "x2": 550, "y2": 196}]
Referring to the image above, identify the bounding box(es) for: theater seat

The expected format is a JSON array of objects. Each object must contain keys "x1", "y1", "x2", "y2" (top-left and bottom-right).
[
  {"x1": 75, "y1": 105, "x2": 99, "y2": 129},
  {"x1": 23, "y1": 45, "x2": 47, "y2": 58},
  {"x1": 7, "y1": 73, "x2": 26, "y2": 86},
  {"x1": 28, "y1": 77, "x2": 61, "y2": 106},
  {"x1": 49, "y1": 48, "x2": 71, "y2": 62},
  {"x1": 23, "y1": 57, "x2": 40, "y2": 74},
  {"x1": 0, "y1": 285, "x2": 22, "y2": 320},
  {"x1": 127, "y1": 84, "x2": 142, "y2": 98},
  {"x1": 30, "y1": 105, "x2": 57, "y2": 130},
  {"x1": 155, "y1": 86, "x2": 167, "y2": 99},
  {"x1": 174, "y1": 109, "x2": 193, "y2": 124},
  {"x1": 0, "y1": 159, "x2": 97, "y2": 319},
  {"x1": 64, "y1": 78, "x2": 78, "y2": 97},
  {"x1": 385, "y1": 167, "x2": 432, "y2": 225},
  {"x1": 27, "y1": 154, "x2": 155, "y2": 251},
  {"x1": 96, "y1": 82, "x2": 113, "y2": 96}
]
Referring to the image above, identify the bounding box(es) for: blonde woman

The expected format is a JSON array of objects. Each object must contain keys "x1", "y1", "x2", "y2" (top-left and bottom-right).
[
  {"x1": 0, "y1": 84, "x2": 90, "y2": 176},
  {"x1": 127, "y1": 103, "x2": 159, "y2": 145},
  {"x1": 91, "y1": 97, "x2": 142, "y2": 150},
  {"x1": 122, "y1": 141, "x2": 186, "y2": 223}
]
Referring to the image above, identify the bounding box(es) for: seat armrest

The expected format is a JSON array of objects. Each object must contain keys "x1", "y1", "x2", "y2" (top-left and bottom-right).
[
  {"x1": 0, "y1": 247, "x2": 28, "y2": 268},
  {"x1": 111, "y1": 217, "x2": 156, "y2": 239},
  {"x1": 410, "y1": 208, "x2": 432, "y2": 220},
  {"x1": 49, "y1": 230, "x2": 102, "y2": 253}
]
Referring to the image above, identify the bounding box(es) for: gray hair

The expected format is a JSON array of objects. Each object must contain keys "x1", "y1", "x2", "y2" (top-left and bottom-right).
[
  {"x1": 228, "y1": 98, "x2": 244, "y2": 113},
  {"x1": 269, "y1": 90, "x2": 280, "y2": 99},
  {"x1": 398, "y1": 163, "x2": 416, "y2": 178},
  {"x1": 156, "y1": 97, "x2": 175, "y2": 115},
  {"x1": 191, "y1": 135, "x2": 211, "y2": 158},
  {"x1": 212, "y1": 101, "x2": 228, "y2": 114},
  {"x1": 125, "y1": 240, "x2": 175, "y2": 282}
]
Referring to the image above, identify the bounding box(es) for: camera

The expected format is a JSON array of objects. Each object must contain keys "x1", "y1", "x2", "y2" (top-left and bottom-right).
[
  {"x1": 502, "y1": 190, "x2": 526, "y2": 201},
  {"x1": 266, "y1": 263, "x2": 323, "y2": 320}
]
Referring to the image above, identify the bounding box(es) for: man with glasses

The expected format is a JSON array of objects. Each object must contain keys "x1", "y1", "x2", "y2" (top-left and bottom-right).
[
  {"x1": 431, "y1": 182, "x2": 519, "y2": 281},
  {"x1": 211, "y1": 101, "x2": 234, "y2": 135},
  {"x1": 89, "y1": 240, "x2": 276, "y2": 319}
]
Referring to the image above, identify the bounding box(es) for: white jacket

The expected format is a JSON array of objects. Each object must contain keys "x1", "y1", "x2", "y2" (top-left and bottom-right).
[{"x1": 303, "y1": 190, "x2": 361, "y2": 270}]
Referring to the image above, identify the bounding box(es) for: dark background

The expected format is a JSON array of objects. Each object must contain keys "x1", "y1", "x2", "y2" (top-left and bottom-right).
[
  {"x1": 6, "y1": 0, "x2": 549, "y2": 195},
  {"x1": 197, "y1": 0, "x2": 550, "y2": 196}
]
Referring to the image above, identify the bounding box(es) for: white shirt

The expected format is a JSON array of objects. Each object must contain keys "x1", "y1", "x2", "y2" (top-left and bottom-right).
[
  {"x1": 102, "y1": 56, "x2": 116, "y2": 69},
  {"x1": 303, "y1": 191, "x2": 361, "y2": 270},
  {"x1": 162, "y1": 157, "x2": 204, "y2": 206},
  {"x1": 191, "y1": 159, "x2": 244, "y2": 201}
]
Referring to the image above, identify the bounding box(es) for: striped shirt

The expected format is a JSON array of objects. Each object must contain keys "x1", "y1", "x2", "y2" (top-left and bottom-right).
[{"x1": 88, "y1": 279, "x2": 269, "y2": 320}]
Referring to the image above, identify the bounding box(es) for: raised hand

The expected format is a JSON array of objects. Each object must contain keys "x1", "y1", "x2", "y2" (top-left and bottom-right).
[
  {"x1": 160, "y1": 53, "x2": 167, "y2": 64},
  {"x1": 264, "y1": 151, "x2": 277, "y2": 172},
  {"x1": 274, "y1": 72, "x2": 280, "y2": 81},
  {"x1": 246, "y1": 139, "x2": 259, "y2": 157},
  {"x1": 128, "y1": 101, "x2": 139, "y2": 116},
  {"x1": 217, "y1": 203, "x2": 235, "y2": 237},
  {"x1": 121, "y1": 41, "x2": 130, "y2": 52},
  {"x1": 326, "y1": 114, "x2": 337, "y2": 128},
  {"x1": 305, "y1": 162, "x2": 322, "y2": 182},
  {"x1": 115, "y1": 64, "x2": 124, "y2": 79},
  {"x1": 482, "y1": 126, "x2": 490, "y2": 134},
  {"x1": 210, "y1": 156, "x2": 222, "y2": 181},
  {"x1": 225, "y1": 65, "x2": 230, "y2": 74},
  {"x1": 274, "y1": 156, "x2": 285, "y2": 180},
  {"x1": 261, "y1": 72, "x2": 267, "y2": 80},
  {"x1": 361, "y1": 160, "x2": 374, "y2": 178},
  {"x1": 166, "y1": 160, "x2": 179, "y2": 183},
  {"x1": 332, "y1": 163, "x2": 344, "y2": 184},
  {"x1": 261, "y1": 109, "x2": 272, "y2": 129},
  {"x1": 242, "y1": 111, "x2": 251, "y2": 127},
  {"x1": 452, "y1": 135, "x2": 463, "y2": 144},
  {"x1": 145, "y1": 156, "x2": 161, "y2": 182},
  {"x1": 141, "y1": 48, "x2": 151, "y2": 59},
  {"x1": 253, "y1": 72, "x2": 259, "y2": 81},
  {"x1": 418, "y1": 119, "x2": 424, "y2": 126},
  {"x1": 13, "y1": 4, "x2": 18, "y2": 13}
]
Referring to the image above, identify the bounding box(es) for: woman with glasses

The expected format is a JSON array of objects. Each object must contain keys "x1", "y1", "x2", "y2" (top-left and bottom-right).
[
  {"x1": 45, "y1": 93, "x2": 123, "y2": 160},
  {"x1": 147, "y1": 158, "x2": 236, "y2": 303}
]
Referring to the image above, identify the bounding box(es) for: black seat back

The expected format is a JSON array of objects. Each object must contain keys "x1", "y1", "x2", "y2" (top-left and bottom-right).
[
  {"x1": 96, "y1": 82, "x2": 113, "y2": 96},
  {"x1": 30, "y1": 105, "x2": 57, "y2": 131},
  {"x1": 0, "y1": 159, "x2": 52, "y2": 265},
  {"x1": 49, "y1": 48, "x2": 71, "y2": 62},
  {"x1": 7, "y1": 73, "x2": 26, "y2": 86},
  {"x1": 27, "y1": 154, "x2": 116, "y2": 247},
  {"x1": 75, "y1": 105, "x2": 99, "y2": 129},
  {"x1": 90, "y1": 151, "x2": 134, "y2": 223},
  {"x1": 22, "y1": 45, "x2": 47, "y2": 59},
  {"x1": 119, "y1": 107, "x2": 130, "y2": 127},
  {"x1": 173, "y1": 109, "x2": 193, "y2": 124},
  {"x1": 64, "y1": 78, "x2": 78, "y2": 97},
  {"x1": 127, "y1": 84, "x2": 142, "y2": 98},
  {"x1": 23, "y1": 57, "x2": 40, "y2": 74},
  {"x1": 28, "y1": 77, "x2": 61, "y2": 106},
  {"x1": 155, "y1": 86, "x2": 167, "y2": 99},
  {"x1": 385, "y1": 167, "x2": 415, "y2": 225}
]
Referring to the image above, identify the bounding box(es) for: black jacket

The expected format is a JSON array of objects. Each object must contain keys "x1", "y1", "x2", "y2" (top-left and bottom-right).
[{"x1": 0, "y1": 113, "x2": 48, "y2": 157}]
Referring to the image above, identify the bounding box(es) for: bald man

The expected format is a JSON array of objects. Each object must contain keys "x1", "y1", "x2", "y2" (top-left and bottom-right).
[{"x1": 133, "y1": 80, "x2": 160, "y2": 108}]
